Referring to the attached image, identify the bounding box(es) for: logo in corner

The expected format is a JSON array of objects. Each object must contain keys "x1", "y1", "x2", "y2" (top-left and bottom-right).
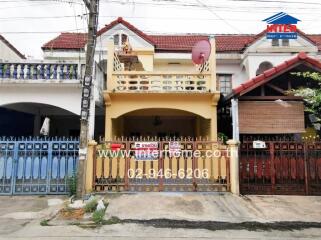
[{"x1": 263, "y1": 12, "x2": 300, "y2": 39}]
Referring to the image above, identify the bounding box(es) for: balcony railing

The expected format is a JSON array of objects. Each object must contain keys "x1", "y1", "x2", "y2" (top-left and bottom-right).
[
  {"x1": 109, "y1": 72, "x2": 212, "y2": 93},
  {"x1": 0, "y1": 62, "x2": 84, "y2": 81}
]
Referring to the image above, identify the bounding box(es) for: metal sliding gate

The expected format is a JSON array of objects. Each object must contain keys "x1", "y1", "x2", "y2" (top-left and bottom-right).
[
  {"x1": 240, "y1": 141, "x2": 321, "y2": 195},
  {"x1": 0, "y1": 138, "x2": 79, "y2": 195},
  {"x1": 93, "y1": 140, "x2": 230, "y2": 192}
]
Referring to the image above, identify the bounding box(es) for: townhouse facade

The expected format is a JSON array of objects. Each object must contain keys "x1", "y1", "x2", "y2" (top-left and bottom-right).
[
  {"x1": 1, "y1": 17, "x2": 321, "y2": 195},
  {"x1": 41, "y1": 17, "x2": 321, "y2": 141}
]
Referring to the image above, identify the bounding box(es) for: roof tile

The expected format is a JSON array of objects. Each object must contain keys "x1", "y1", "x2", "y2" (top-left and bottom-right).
[
  {"x1": 41, "y1": 18, "x2": 321, "y2": 53},
  {"x1": 228, "y1": 52, "x2": 321, "y2": 99}
]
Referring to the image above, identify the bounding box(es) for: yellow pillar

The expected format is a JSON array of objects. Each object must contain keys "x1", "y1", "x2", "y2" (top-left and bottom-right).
[
  {"x1": 85, "y1": 140, "x2": 97, "y2": 193},
  {"x1": 104, "y1": 93, "x2": 112, "y2": 141},
  {"x1": 210, "y1": 93, "x2": 220, "y2": 141},
  {"x1": 105, "y1": 106, "x2": 112, "y2": 140},
  {"x1": 209, "y1": 37, "x2": 216, "y2": 92},
  {"x1": 227, "y1": 139, "x2": 240, "y2": 195},
  {"x1": 210, "y1": 105, "x2": 217, "y2": 141},
  {"x1": 106, "y1": 38, "x2": 114, "y2": 91}
]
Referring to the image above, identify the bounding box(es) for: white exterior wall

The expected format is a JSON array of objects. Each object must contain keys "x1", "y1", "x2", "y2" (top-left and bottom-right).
[
  {"x1": 0, "y1": 82, "x2": 82, "y2": 115},
  {"x1": 216, "y1": 62, "x2": 245, "y2": 88},
  {"x1": 43, "y1": 49, "x2": 85, "y2": 61},
  {"x1": 0, "y1": 40, "x2": 24, "y2": 61}
]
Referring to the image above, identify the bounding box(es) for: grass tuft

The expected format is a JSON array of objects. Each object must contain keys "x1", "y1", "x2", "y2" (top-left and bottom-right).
[{"x1": 84, "y1": 199, "x2": 98, "y2": 213}]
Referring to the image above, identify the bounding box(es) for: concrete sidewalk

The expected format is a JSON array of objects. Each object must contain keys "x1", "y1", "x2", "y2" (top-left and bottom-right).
[
  {"x1": 0, "y1": 196, "x2": 65, "y2": 235},
  {"x1": 105, "y1": 192, "x2": 321, "y2": 223}
]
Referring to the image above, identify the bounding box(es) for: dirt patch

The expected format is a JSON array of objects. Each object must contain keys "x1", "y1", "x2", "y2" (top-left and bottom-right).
[{"x1": 58, "y1": 208, "x2": 84, "y2": 220}]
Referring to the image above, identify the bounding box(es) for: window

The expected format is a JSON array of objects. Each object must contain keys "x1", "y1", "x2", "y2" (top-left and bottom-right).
[
  {"x1": 272, "y1": 39, "x2": 279, "y2": 47},
  {"x1": 217, "y1": 74, "x2": 232, "y2": 96},
  {"x1": 113, "y1": 33, "x2": 128, "y2": 47},
  {"x1": 282, "y1": 39, "x2": 289, "y2": 47},
  {"x1": 113, "y1": 34, "x2": 119, "y2": 46},
  {"x1": 121, "y1": 34, "x2": 128, "y2": 45}
]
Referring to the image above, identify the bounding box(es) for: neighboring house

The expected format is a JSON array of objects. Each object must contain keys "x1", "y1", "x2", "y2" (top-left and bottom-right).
[
  {"x1": 0, "y1": 35, "x2": 91, "y2": 139},
  {"x1": 0, "y1": 35, "x2": 26, "y2": 61}
]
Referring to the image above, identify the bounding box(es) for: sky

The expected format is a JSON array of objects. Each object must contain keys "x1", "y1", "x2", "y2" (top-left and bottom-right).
[{"x1": 1, "y1": 0, "x2": 321, "y2": 59}]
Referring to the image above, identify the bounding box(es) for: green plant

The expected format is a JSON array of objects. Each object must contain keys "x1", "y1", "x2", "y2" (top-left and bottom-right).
[
  {"x1": 84, "y1": 199, "x2": 98, "y2": 213},
  {"x1": 289, "y1": 72, "x2": 321, "y2": 119},
  {"x1": 92, "y1": 209, "x2": 105, "y2": 224},
  {"x1": 67, "y1": 170, "x2": 77, "y2": 196},
  {"x1": 218, "y1": 132, "x2": 228, "y2": 144},
  {"x1": 40, "y1": 219, "x2": 50, "y2": 226}
]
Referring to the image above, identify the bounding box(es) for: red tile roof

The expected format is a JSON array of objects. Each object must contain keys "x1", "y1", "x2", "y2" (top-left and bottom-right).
[
  {"x1": 215, "y1": 35, "x2": 255, "y2": 52},
  {"x1": 97, "y1": 17, "x2": 155, "y2": 45},
  {"x1": 148, "y1": 34, "x2": 256, "y2": 52},
  {"x1": 0, "y1": 35, "x2": 26, "y2": 59},
  {"x1": 149, "y1": 35, "x2": 207, "y2": 52},
  {"x1": 41, "y1": 17, "x2": 321, "y2": 53},
  {"x1": 227, "y1": 52, "x2": 321, "y2": 99},
  {"x1": 305, "y1": 34, "x2": 321, "y2": 51},
  {"x1": 42, "y1": 32, "x2": 87, "y2": 50}
]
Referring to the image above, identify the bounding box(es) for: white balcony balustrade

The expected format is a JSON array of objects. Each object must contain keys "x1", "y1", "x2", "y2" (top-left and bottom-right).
[
  {"x1": 0, "y1": 62, "x2": 85, "y2": 81},
  {"x1": 109, "y1": 72, "x2": 212, "y2": 93}
]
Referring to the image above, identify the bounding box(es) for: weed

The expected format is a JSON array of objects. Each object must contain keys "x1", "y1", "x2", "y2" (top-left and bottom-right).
[
  {"x1": 67, "y1": 170, "x2": 77, "y2": 196},
  {"x1": 84, "y1": 199, "x2": 98, "y2": 213},
  {"x1": 40, "y1": 219, "x2": 50, "y2": 226},
  {"x1": 92, "y1": 209, "x2": 105, "y2": 224}
]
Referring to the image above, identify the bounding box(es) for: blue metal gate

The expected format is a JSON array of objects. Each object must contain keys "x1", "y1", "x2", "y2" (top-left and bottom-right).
[{"x1": 0, "y1": 137, "x2": 79, "y2": 195}]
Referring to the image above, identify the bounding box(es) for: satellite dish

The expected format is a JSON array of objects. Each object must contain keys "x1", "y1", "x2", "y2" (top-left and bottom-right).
[{"x1": 192, "y1": 40, "x2": 211, "y2": 65}]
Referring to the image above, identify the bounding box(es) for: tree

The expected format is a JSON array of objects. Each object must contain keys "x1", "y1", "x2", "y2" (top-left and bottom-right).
[{"x1": 289, "y1": 72, "x2": 321, "y2": 120}]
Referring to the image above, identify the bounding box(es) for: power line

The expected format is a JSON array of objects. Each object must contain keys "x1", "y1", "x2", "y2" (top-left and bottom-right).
[
  {"x1": 0, "y1": 14, "x2": 88, "y2": 21},
  {"x1": 1, "y1": 29, "x2": 86, "y2": 34}
]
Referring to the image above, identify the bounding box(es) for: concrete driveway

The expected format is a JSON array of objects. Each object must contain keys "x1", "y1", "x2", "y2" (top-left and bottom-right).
[{"x1": 105, "y1": 192, "x2": 321, "y2": 223}]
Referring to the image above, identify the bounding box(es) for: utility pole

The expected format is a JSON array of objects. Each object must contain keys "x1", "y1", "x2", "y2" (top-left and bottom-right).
[{"x1": 77, "y1": 0, "x2": 99, "y2": 198}]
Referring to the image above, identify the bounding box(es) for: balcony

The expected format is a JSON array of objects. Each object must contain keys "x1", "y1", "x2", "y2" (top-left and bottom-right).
[
  {"x1": 107, "y1": 50, "x2": 215, "y2": 93},
  {"x1": 0, "y1": 61, "x2": 85, "y2": 83},
  {"x1": 109, "y1": 71, "x2": 211, "y2": 93}
]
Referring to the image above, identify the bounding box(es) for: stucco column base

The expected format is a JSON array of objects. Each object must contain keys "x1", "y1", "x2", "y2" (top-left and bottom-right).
[
  {"x1": 227, "y1": 139, "x2": 240, "y2": 195},
  {"x1": 85, "y1": 140, "x2": 97, "y2": 193}
]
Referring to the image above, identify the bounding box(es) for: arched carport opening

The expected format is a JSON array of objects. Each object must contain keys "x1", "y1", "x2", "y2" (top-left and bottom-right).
[
  {"x1": 111, "y1": 108, "x2": 210, "y2": 138},
  {"x1": 0, "y1": 103, "x2": 80, "y2": 137}
]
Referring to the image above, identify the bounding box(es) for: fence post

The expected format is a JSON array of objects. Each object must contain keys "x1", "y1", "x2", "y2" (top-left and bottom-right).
[
  {"x1": 85, "y1": 140, "x2": 97, "y2": 193},
  {"x1": 304, "y1": 143, "x2": 309, "y2": 195},
  {"x1": 270, "y1": 143, "x2": 275, "y2": 194},
  {"x1": 227, "y1": 140, "x2": 240, "y2": 195}
]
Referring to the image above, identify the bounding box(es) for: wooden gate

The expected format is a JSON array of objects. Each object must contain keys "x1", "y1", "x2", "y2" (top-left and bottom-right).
[
  {"x1": 92, "y1": 139, "x2": 230, "y2": 192},
  {"x1": 240, "y1": 141, "x2": 321, "y2": 195}
]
